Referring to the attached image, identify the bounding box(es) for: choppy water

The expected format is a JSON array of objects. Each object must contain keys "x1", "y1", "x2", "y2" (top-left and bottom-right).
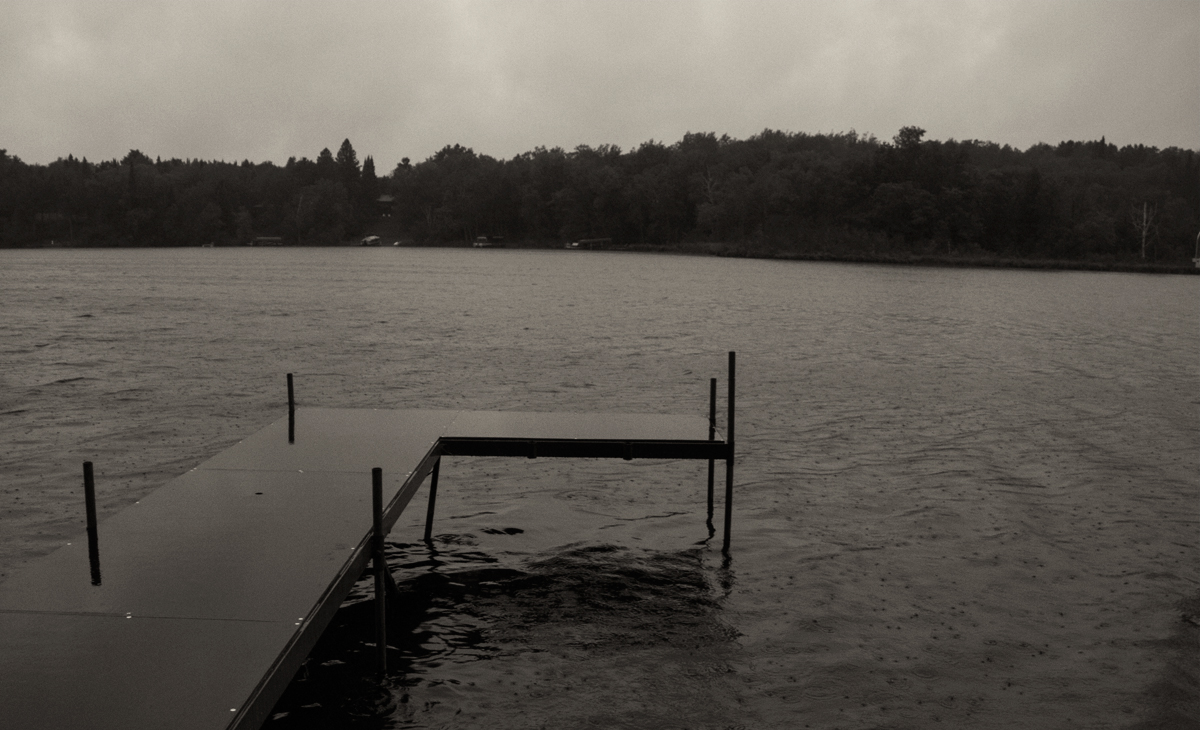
[{"x1": 1, "y1": 248, "x2": 1197, "y2": 728}]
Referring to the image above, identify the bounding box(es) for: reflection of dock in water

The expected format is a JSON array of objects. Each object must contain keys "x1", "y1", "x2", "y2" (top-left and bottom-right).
[{"x1": 0, "y1": 357, "x2": 735, "y2": 729}]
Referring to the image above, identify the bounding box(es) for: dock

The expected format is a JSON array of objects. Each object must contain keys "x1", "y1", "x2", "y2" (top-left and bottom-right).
[{"x1": 0, "y1": 360, "x2": 735, "y2": 729}]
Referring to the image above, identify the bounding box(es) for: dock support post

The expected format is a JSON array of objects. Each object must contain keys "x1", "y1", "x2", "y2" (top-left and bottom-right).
[
  {"x1": 423, "y1": 458, "x2": 441, "y2": 544},
  {"x1": 371, "y1": 467, "x2": 387, "y2": 675},
  {"x1": 723, "y1": 352, "x2": 735, "y2": 555},
  {"x1": 287, "y1": 374, "x2": 295, "y2": 444},
  {"x1": 83, "y1": 462, "x2": 101, "y2": 585},
  {"x1": 707, "y1": 377, "x2": 716, "y2": 525}
]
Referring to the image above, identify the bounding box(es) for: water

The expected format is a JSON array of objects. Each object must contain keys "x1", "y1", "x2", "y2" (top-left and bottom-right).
[{"x1": 1, "y1": 248, "x2": 1197, "y2": 728}]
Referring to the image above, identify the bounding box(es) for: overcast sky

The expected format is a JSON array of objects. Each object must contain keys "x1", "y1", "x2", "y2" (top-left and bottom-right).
[{"x1": 3, "y1": 0, "x2": 1197, "y2": 169}]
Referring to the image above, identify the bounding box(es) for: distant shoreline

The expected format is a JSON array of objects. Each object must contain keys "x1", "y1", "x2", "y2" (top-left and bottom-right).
[
  {"x1": 9, "y1": 240, "x2": 1199, "y2": 275},
  {"x1": 700, "y1": 246, "x2": 1200, "y2": 275}
]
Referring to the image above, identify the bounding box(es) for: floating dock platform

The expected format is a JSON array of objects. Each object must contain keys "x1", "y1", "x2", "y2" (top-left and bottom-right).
[{"x1": 0, "y1": 364, "x2": 735, "y2": 730}]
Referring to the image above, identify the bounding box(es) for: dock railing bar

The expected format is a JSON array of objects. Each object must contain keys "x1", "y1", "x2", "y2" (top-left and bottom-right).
[
  {"x1": 436, "y1": 438, "x2": 724, "y2": 460},
  {"x1": 423, "y1": 458, "x2": 441, "y2": 544},
  {"x1": 723, "y1": 351, "x2": 735, "y2": 554},
  {"x1": 82, "y1": 461, "x2": 100, "y2": 585}
]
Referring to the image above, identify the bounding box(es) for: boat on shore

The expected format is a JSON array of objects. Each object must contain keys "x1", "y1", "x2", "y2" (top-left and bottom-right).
[{"x1": 566, "y1": 237, "x2": 611, "y2": 250}]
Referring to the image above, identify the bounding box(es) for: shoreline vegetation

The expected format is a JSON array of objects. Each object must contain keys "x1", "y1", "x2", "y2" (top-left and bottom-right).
[
  {"x1": 3, "y1": 127, "x2": 1198, "y2": 274},
  {"x1": 23, "y1": 239, "x2": 1199, "y2": 276},
  {"x1": 659, "y1": 242, "x2": 1200, "y2": 275}
]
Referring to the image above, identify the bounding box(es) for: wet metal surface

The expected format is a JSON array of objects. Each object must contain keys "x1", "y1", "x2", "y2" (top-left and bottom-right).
[
  {"x1": 0, "y1": 470, "x2": 385, "y2": 620},
  {"x1": 0, "y1": 611, "x2": 297, "y2": 730},
  {"x1": 0, "y1": 406, "x2": 728, "y2": 729},
  {"x1": 199, "y1": 408, "x2": 456, "y2": 475}
]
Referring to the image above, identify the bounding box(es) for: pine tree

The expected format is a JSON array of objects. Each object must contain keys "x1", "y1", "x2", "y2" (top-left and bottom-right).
[
  {"x1": 316, "y1": 148, "x2": 336, "y2": 180},
  {"x1": 362, "y1": 155, "x2": 378, "y2": 202},
  {"x1": 336, "y1": 139, "x2": 360, "y2": 185}
]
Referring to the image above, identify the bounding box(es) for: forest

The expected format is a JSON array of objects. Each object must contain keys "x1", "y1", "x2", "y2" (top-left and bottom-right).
[{"x1": 2, "y1": 128, "x2": 1197, "y2": 268}]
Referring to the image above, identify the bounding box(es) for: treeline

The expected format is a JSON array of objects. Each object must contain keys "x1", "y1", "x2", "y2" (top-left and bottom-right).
[
  {"x1": 0, "y1": 140, "x2": 381, "y2": 248},
  {"x1": 2, "y1": 128, "x2": 1198, "y2": 264}
]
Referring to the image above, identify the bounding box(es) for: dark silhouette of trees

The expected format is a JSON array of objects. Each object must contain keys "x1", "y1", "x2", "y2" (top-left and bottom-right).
[
  {"x1": 315, "y1": 148, "x2": 336, "y2": 180},
  {"x1": 361, "y1": 156, "x2": 378, "y2": 209},
  {"x1": 1, "y1": 130, "x2": 1196, "y2": 266},
  {"x1": 335, "y1": 139, "x2": 359, "y2": 185}
]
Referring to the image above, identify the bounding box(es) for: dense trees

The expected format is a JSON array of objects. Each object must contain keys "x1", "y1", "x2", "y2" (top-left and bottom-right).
[
  {"x1": 382, "y1": 128, "x2": 1197, "y2": 263},
  {"x1": 1, "y1": 130, "x2": 1196, "y2": 265},
  {"x1": 0, "y1": 140, "x2": 377, "y2": 247}
]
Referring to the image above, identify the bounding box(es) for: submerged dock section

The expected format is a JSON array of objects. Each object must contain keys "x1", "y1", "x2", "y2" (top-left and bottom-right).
[{"x1": 0, "y1": 358, "x2": 735, "y2": 730}]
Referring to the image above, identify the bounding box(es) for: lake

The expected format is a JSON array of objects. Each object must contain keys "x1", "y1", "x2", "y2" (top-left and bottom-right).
[{"x1": 1, "y1": 247, "x2": 1196, "y2": 728}]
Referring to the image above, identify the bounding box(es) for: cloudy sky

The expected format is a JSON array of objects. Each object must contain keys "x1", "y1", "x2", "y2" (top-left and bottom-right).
[{"x1": 2, "y1": 0, "x2": 1197, "y2": 170}]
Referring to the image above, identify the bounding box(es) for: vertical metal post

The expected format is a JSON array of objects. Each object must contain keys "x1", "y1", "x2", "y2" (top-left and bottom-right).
[
  {"x1": 287, "y1": 374, "x2": 295, "y2": 444},
  {"x1": 83, "y1": 462, "x2": 101, "y2": 585},
  {"x1": 423, "y1": 458, "x2": 441, "y2": 544},
  {"x1": 707, "y1": 377, "x2": 716, "y2": 524},
  {"x1": 723, "y1": 352, "x2": 735, "y2": 555},
  {"x1": 372, "y1": 467, "x2": 387, "y2": 675}
]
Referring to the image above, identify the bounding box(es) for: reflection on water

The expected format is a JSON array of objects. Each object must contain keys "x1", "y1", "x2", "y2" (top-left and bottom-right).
[{"x1": 0, "y1": 248, "x2": 1196, "y2": 728}]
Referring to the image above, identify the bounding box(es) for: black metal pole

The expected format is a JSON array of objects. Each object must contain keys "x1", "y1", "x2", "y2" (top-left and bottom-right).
[
  {"x1": 423, "y1": 458, "x2": 441, "y2": 544},
  {"x1": 707, "y1": 377, "x2": 716, "y2": 524},
  {"x1": 372, "y1": 467, "x2": 387, "y2": 675},
  {"x1": 287, "y1": 374, "x2": 295, "y2": 444},
  {"x1": 723, "y1": 352, "x2": 735, "y2": 555},
  {"x1": 83, "y1": 462, "x2": 101, "y2": 585}
]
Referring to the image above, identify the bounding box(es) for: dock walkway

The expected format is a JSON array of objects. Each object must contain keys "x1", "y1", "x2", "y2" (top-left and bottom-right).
[{"x1": 0, "y1": 406, "x2": 730, "y2": 729}]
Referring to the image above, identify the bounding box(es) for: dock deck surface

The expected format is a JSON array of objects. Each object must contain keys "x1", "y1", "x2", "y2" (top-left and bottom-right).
[{"x1": 0, "y1": 407, "x2": 726, "y2": 729}]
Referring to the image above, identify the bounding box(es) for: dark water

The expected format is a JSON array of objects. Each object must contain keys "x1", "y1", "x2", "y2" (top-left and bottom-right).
[{"x1": 1, "y1": 248, "x2": 1197, "y2": 728}]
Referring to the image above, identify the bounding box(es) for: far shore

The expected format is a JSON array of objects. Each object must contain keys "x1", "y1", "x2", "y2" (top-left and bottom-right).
[{"x1": 10, "y1": 239, "x2": 1200, "y2": 275}]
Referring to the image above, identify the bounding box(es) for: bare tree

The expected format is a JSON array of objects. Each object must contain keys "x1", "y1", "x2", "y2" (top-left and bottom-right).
[{"x1": 1131, "y1": 202, "x2": 1157, "y2": 260}]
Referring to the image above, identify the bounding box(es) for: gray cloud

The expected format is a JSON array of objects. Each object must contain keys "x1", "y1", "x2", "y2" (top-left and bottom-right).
[{"x1": 2, "y1": 0, "x2": 1196, "y2": 168}]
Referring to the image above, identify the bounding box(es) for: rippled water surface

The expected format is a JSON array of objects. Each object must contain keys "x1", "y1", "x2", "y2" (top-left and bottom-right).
[{"x1": 1, "y1": 248, "x2": 1197, "y2": 728}]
